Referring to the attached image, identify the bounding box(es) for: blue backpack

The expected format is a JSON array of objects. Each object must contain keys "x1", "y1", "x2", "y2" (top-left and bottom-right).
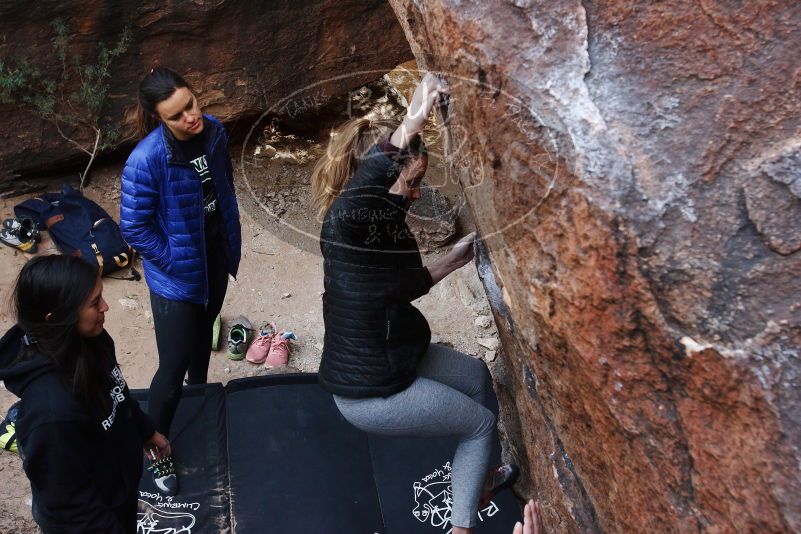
[{"x1": 15, "y1": 184, "x2": 139, "y2": 279}]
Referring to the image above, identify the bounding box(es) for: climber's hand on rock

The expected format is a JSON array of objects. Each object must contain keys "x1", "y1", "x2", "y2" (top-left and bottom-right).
[
  {"x1": 426, "y1": 232, "x2": 476, "y2": 285},
  {"x1": 447, "y1": 231, "x2": 476, "y2": 269},
  {"x1": 408, "y1": 73, "x2": 449, "y2": 128},
  {"x1": 513, "y1": 500, "x2": 542, "y2": 534},
  {"x1": 391, "y1": 72, "x2": 449, "y2": 149}
]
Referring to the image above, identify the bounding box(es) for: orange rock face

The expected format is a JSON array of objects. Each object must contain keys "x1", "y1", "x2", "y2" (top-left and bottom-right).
[
  {"x1": 388, "y1": 1, "x2": 801, "y2": 531},
  {"x1": 0, "y1": 1, "x2": 410, "y2": 180}
]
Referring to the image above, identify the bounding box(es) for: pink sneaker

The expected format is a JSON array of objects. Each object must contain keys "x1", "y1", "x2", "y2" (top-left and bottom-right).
[
  {"x1": 265, "y1": 332, "x2": 297, "y2": 369},
  {"x1": 246, "y1": 323, "x2": 276, "y2": 364}
]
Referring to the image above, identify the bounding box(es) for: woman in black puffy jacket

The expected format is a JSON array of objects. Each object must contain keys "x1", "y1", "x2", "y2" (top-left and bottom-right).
[{"x1": 312, "y1": 74, "x2": 518, "y2": 534}]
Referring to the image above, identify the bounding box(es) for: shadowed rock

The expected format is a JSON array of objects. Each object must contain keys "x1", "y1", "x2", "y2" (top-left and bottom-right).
[{"x1": 0, "y1": 0, "x2": 411, "y2": 181}]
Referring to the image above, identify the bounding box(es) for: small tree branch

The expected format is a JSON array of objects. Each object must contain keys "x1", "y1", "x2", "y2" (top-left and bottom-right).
[
  {"x1": 52, "y1": 121, "x2": 92, "y2": 155},
  {"x1": 79, "y1": 127, "x2": 101, "y2": 192}
]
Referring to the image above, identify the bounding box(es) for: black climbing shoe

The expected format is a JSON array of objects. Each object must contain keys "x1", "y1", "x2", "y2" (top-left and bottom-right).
[{"x1": 148, "y1": 453, "x2": 179, "y2": 496}]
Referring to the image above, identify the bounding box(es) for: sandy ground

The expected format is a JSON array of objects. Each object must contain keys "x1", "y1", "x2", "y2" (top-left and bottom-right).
[{"x1": 0, "y1": 134, "x2": 498, "y2": 531}]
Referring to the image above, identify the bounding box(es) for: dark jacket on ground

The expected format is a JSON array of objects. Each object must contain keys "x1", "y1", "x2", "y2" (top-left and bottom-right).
[
  {"x1": 0, "y1": 326, "x2": 155, "y2": 534},
  {"x1": 318, "y1": 143, "x2": 433, "y2": 398},
  {"x1": 120, "y1": 114, "x2": 242, "y2": 305}
]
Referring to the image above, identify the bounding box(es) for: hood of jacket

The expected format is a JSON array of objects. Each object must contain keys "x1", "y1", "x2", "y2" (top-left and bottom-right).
[{"x1": 0, "y1": 325, "x2": 58, "y2": 398}]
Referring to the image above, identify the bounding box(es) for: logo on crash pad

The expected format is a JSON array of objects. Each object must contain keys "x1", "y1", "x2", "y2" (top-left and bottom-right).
[
  {"x1": 412, "y1": 461, "x2": 500, "y2": 531},
  {"x1": 137, "y1": 499, "x2": 196, "y2": 534}
]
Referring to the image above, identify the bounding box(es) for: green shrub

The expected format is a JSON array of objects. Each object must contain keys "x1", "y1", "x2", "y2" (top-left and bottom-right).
[{"x1": 0, "y1": 19, "x2": 132, "y2": 190}]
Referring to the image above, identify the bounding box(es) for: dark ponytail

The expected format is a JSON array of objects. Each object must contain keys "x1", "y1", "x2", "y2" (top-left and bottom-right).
[
  {"x1": 13, "y1": 255, "x2": 112, "y2": 410},
  {"x1": 136, "y1": 66, "x2": 190, "y2": 139}
]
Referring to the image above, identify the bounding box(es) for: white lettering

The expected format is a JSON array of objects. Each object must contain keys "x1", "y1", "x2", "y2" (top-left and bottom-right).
[{"x1": 100, "y1": 366, "x2": 128, "y2": 431}]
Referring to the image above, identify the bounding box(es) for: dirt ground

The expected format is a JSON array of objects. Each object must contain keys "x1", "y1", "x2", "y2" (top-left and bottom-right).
[{"x1": 0, "y1": 95, "x2": 499, "y2": 531}]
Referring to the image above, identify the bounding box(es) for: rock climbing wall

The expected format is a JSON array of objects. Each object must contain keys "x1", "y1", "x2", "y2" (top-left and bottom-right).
[
  {"x1": 388, "y1": 1, "x2": 801, "y2": 532},
  {"x1": 0, "y1": 0, "x2": 410, "y2": 182}
]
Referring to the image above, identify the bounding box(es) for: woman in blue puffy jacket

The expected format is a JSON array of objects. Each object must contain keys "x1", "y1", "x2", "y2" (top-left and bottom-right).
[{"x1": 120, "y1": 67, "x2": 241, "y2": 496}]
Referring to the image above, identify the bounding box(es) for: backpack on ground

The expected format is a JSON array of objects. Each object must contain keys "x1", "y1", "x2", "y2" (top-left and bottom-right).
[{"x1": 14, "y1": 184, "x2": 140, "y2": 279}]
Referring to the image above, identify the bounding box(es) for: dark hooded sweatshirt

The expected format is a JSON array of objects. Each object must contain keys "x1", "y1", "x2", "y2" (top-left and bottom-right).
[{"x1": 0, "y1": 325, "x2": 155, "y2": 534}]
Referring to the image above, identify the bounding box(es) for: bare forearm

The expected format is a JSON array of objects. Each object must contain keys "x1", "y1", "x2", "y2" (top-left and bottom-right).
[
  {"x1": 389, "y1": 116, "x2": 421, "y2": 150},
  {"x1": 427, "y1": 232, "x2": 477, "y2": 285},
  {"x1": 426, "y1": 256, "x2": 459, "y2": 285},
  {"x1": 391, "y1": 73, "x2": 449, "y2": 149}
]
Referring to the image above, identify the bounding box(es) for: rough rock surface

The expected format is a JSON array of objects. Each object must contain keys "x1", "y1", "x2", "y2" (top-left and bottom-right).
[
  {"x1": 0, "y1": 0, "x2": 410, "y2": 181},
  {"x1": 389, "y1": 1, "x2": 801, "y2": 532},
  {"x1": 407, "y1": 185, "x2": 458, "y2": 251}
]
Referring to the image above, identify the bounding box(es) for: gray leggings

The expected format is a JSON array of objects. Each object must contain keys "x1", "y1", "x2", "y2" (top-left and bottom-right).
[{"x1": 334, "y1": 343, "x2": 496, "y2": 528}]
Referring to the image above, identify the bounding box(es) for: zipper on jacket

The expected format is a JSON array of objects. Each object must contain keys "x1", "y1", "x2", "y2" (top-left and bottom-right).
[
  {"x1": 208, "y1": 140, "x2": 237, "y2": 282},
  {"x1": 199, "y1": 122, "x2": 217, "y2": 309},
  {"x1": 197, "y1": 132, "x2": 230, "y2": 308},
  {"x1": 386, "y1": 320, "x2": 391, "y2": 341},
  {"x1": 198, "y1": 176, "x2": 209, "y2": 310}
]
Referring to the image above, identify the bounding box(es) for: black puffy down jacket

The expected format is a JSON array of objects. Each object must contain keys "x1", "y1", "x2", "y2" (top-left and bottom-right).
[{"x1": 318, "y1": 144, "x2": 433, "y2": 398}]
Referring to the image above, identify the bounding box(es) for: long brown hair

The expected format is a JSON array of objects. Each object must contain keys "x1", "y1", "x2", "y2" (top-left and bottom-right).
[
  {"x1": 13, "y1": 256, "x2": 113, "y2": 410},
  {"x1": 136, "y1": 66, "x2": 191, "y2": 139},
  {"x1": 311, "y1": 117, "x2": 402, "y2": 216}
]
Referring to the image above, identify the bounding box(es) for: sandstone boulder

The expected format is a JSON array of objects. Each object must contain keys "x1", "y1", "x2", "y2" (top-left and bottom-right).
[
  {"x1": 0, "y1": 0, "x2": 411, "y2": 182},
  {"x1": 389, "y1": 0, "x2": 801, "y2": 531}
]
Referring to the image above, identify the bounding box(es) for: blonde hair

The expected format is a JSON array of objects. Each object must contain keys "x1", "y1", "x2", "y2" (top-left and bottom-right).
[{"x1": 311, "y1": 117, "x2": 401, "y2": 216}]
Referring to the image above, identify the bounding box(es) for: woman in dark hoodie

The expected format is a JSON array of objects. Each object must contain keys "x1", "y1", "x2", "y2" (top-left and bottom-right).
[{"x1": 0, "y1": 255, "x2": 169, "y2": 534}]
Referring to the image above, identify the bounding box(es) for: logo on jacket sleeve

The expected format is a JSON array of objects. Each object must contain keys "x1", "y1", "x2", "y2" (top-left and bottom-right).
[{"x1": 101, "y1": 366, "x2": 128, "y2": 431}]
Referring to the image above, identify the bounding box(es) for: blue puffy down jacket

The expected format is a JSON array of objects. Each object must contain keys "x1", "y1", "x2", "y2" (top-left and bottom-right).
[{"x1": 120, "y1": 115, "x2": 241, "y2": 305}]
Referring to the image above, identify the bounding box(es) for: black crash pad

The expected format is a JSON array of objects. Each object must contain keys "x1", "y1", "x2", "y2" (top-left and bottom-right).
[
  {"x1": 134, "y1": 384, "x2": 230, "y2": 533},
  {"x1": 134, "y1": 374, "x2": 521, "y2": 533}
]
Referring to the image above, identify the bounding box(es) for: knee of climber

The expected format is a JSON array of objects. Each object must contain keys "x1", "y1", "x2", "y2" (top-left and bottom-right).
[{"x1": 473, "y1": 406, "x2": 497, "y2": 440}]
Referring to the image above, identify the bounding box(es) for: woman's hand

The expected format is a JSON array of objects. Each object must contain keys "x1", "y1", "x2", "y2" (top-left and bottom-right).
[
  {"x1": 513, "y1": 500, "x2": 542, "y2": 534},
  {"x1": 427, "y1": 232, "x2": 477, "y2": 285},
  {"x1": 144, "y1": 432, "x2": 171, "y2": 460},
  {"x1": 390, "y1": 72, "x2": 450, "y2": 149},
  {"x1": 446, "y1": 231, "x2": 476, "y2": 269}
]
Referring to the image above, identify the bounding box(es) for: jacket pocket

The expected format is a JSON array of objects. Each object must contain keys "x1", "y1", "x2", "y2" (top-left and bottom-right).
[
  {"x1": 158, "y1": 234, "x2": 174, "y2": 274},
  {"x1": 148, "y1": 217, "x2": 172, "y2": 274},
  {"x1": 384, "y1": 300, "x2": 431, "y2": 378}
]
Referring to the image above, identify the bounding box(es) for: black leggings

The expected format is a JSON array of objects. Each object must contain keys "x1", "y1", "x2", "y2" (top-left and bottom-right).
[{"x1": 148, "y1": 247, "x2": 228, "y2": 437}]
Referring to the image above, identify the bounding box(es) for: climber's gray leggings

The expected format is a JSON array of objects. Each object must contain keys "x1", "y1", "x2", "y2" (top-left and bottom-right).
[{"x1": 334, "y1": 343, "x2": 496, "y2": 528}]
